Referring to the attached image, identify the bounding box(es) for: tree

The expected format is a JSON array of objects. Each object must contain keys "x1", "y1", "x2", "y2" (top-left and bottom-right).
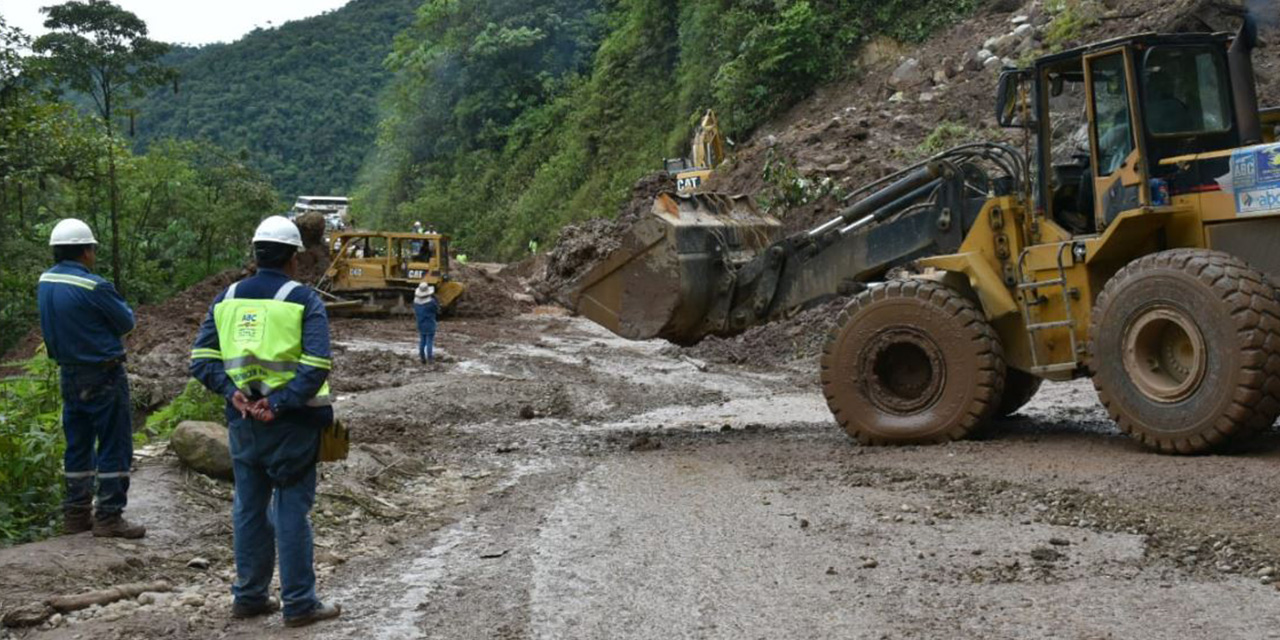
[{"x1": 33, "y1": 0, "x2": 176, "y2": 290}]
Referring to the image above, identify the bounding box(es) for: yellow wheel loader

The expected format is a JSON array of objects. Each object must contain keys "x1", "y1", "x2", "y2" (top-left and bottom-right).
[
  {"x1": 573, "y1": 13, "x2": 1280, "y2": 454},
  {"x1": 318, "y1": 230, "x2": 464, "y2": 315}
]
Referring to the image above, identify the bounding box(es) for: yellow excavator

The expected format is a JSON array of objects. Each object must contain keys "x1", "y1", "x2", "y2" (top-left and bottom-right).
[
  {"x1": 573, "y1": 12, "x2": 1280, "y2": 454},
  {"x1": 664, "y1": 110, "x2": 729, "y2": 194}
]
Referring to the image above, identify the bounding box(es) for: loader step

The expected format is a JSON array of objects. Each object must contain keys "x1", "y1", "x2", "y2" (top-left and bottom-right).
[
  {"x1": 1017, "y1": 278, "x2": 1065, "y2": 289},
  {"x1": 1030, "y1": 362, "x2": 1079, "y2": 375},
  {"x1": 1027, "y1": 319, "x2": 1074, "y2": 331}
]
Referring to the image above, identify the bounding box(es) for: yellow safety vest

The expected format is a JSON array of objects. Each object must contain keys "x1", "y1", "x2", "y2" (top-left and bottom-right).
[{"x1": 199, "y1": 280, "x2": 331, "y2": 408}]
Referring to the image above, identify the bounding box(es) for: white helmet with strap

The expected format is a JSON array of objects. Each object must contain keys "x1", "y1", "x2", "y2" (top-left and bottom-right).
[
  {"x1": 252, "y1": 215, "x2": 304, "y2": 248},
  {"x1": 49, "y1": 218, "x2": 98, "y2": 246}
]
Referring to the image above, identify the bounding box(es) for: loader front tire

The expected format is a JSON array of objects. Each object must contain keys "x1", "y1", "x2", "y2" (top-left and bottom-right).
[
  {"x1": 820, "y1": 280, "x2": 1005, "y2": 445},
  {"x1": 1090, "y1": 249, "x2": 1280, "y2": 454}
]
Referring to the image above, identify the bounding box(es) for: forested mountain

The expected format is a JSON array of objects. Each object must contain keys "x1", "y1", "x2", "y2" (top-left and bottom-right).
[
  {"x1": 356, "y1": 0, "x2": 979, "y2": 259},
  {"x1": 132, "y1": 0, "x2": 419, "y2": 198}
]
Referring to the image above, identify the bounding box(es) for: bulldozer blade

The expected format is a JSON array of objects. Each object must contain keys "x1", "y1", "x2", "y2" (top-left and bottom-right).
[
  {"x1": 570, "y1": 191, "x2": 780, "y2": 344},
  {"x1": 437, "y1": 281, "x2": 466, "y2": 310}
]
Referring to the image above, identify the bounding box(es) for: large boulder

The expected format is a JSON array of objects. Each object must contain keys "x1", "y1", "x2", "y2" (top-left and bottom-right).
[
  {"x1": 294, "y1": 212, "x2": 327, "y2": 249},
  {"x1": 170, "y1": 421, "x2": 232, "y2": 481},
  {"x1": 888, "y1": 58, "x2": 923, "y2": 90}
]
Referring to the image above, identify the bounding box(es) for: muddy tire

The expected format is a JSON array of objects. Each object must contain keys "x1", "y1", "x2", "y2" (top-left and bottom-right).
[
  {"x1": 997, "y1": 369, "x2": 1042, "y2": 418},
  {"x1": 820, "y1": 280, "x2": 1005, "y2": 445},
  {"x1": 1089, "y1": 249, "x2": 1280, "y2": 454}
]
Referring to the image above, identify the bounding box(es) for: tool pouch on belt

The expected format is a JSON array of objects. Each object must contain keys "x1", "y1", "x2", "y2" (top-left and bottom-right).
[{"x1": 318, "y1": 418, "x2": 349, "y2": 462}]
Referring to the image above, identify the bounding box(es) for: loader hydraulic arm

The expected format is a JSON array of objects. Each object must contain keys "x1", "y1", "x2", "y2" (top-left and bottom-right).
[
  {"x1": 708, "y1": 143, "x2": 1026, "y2": 338},
  {"x1": 571, "y1": 143, "x2": 1026, "y2": 344}
]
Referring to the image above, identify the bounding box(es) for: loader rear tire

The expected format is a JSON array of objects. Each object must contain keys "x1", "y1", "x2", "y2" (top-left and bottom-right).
[
  {"x1": 820, "y1": 280, "x2": 1005, "y2": 445},
  {"x1": 997, "y1": 369, "x2": 1042, "y2": 418},
  {"x1": 1089, "y1": 249, "x2": 1280, "y2": 454}
]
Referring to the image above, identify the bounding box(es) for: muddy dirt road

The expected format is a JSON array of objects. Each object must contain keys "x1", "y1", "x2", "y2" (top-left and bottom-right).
[{"x1": 6, "y1": 312, "x2": 1280, "y2": 640}]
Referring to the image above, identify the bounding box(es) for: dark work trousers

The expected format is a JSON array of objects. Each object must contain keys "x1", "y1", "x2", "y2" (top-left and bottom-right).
[{"x1": 59, "y1": 363, "x2": 133, "y2": 518}]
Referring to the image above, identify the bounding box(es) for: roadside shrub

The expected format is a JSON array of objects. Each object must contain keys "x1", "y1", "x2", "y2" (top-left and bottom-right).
[
  {"x1": 140, "y1": 379, "x2": 224, "y2": 443},
  {"x1": 916, "y1": 121, "x2": 983, "y2": 156},
  {"x1": 0, "y1": 354, "x2": 64, "y2": 545},
  {"x1": 1043, "y1": 0, "x2": 1105, "y2": 48}
]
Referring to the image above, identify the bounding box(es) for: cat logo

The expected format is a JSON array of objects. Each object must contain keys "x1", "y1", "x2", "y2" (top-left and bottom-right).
[{"x1": 234, "y1": 307, "x2": 266, "y2": 345}]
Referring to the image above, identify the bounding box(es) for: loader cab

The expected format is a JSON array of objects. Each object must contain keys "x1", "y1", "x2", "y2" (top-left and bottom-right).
[{"x1": 999, "y1": 33, "x2": 1244, "y2": 236}]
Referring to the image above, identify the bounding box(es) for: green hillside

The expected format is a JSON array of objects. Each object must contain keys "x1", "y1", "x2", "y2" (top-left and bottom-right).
[
  {"x1": 133, "y1": 0, "x2": 419, "y2": 199},
  {"x1": 356, "y1": 0, "x2": 979, "y2": 259}
]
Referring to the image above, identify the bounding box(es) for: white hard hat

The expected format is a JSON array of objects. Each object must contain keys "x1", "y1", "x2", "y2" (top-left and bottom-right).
[
  {"x1": 49, "y1": 218, "x2": 98, "y2": 246},
  {"x1": 252, "y1": 215, "x2": 304, "y2": 248}
]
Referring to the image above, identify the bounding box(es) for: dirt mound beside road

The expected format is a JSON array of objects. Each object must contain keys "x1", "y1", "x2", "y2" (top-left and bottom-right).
[
  {"x1": 679, "y1": 296, "x2": 849, "y2": 369},
  {"x1": 530, "y1": 172, "x2": 676, "y2": 306},
  {"x1": 451, "y1": 263, "x2": 535, "y2": 318}
]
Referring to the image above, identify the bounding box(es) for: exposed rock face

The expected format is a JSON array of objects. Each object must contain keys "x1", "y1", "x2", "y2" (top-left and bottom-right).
[{"x1": 170, "y1": 421, "x2": 232, "y2": 481}]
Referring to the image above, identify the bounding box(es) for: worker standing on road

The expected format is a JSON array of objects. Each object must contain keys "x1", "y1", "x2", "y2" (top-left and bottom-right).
[
  {"x1": 37, "y1": 219, "x2": 145, "y2": 539},
  {"x1": 414, "y1": 282, "x2": 440, "y2": 364},
  {"x1": 189, "y1": 216, "x2": 341, "y2": 628}
]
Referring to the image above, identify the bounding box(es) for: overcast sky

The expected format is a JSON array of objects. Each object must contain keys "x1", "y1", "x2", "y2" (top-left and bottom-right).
[{"x1": 3, "y1": 0, "x2": 352, "y2": 46}]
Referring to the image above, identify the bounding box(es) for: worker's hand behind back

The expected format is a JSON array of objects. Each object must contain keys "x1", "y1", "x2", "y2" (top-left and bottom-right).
[
  {"x1": 232, "y1": 390, "x2": 254, "y2": 419},
  {"x1": 249, "y1": 398, "x2": 276, "y2": 423}
]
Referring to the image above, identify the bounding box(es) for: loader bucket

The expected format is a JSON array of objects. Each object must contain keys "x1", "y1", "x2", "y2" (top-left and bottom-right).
[{"x1": 570, "y1": 191, "x2": 781, "y2": 344}]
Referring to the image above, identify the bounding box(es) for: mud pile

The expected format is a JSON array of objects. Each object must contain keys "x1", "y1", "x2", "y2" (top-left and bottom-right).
[
  {"x1": 530, "y1": 172, "x2": 676, "y2": 305},
  {"x1": 679, "y1": 297, "x2": 849, "y2": 368},
  {"x1": 127, "y1": 270, "x2": 242, "y2": 356},
  {"x1": 451, "y1": 263, "x2": 535, "y2": 318},
  {"x1": 294, "y1": 212, "x2": 332, "y2": 281}
]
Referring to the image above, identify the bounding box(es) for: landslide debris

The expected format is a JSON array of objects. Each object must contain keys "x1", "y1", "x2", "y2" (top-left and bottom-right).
[
  {"x1": 294, "y1": 211, "x2": 332, "y2": 282},
  {"x1": 676, "y1": 297, "x2": 849, "y2": 368},
  {"x1": 451, "y1": 263, "x2": 535, "y2": 318},
  {"x1": 529, "y1": 172, "x2": 675, "y2": 306}
]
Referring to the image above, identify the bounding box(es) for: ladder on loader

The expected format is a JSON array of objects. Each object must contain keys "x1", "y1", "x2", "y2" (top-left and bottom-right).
[{"x1": 1016, "y1": 242, "x2": 1081, "y2": 376}]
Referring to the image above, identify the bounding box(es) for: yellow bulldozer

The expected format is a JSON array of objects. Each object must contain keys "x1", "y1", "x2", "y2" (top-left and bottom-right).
[
  {"x1": 318, "y1": 230, "x2": 465, "y2": 315},
  {"x1": 573, "y1": 13, "x2": 1280, "y2": 454}
]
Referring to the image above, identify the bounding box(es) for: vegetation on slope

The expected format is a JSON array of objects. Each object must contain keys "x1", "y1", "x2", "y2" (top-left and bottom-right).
[
  {"x1": 357, "y1": 0, "x2": 980, "y2": 259},
  {"x1": 132, "y1": 0, "x2": 419, "y2": 199}
]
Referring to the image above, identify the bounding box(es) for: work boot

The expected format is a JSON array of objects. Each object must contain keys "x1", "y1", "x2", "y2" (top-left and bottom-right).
[
  {"x1": 231, "y1": 598, "x2": 280, "y2": 619},
  {"x1": 62, "y1": 508, "x2": 93, "y2": 535},
  {"x1": 92, "y1": 514, "x2": 146, "y2": 539},
  {"x1": 283, "y1": 602, "x2": 341, "y2": 628}
]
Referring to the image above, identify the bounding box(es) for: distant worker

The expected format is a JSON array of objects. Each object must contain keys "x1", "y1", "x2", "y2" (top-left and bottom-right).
[
  {"x1": 412, "y1": 220, "x2": 424, "y2": 234},
  {"x1": 528, "y1": 238, "x2": 539, "y2": 255},
  {"x1": 189, "y1": 216, "x2": 341, "y2": 628},
  {"x1": 38, "y1": 218, "x2": 145, "y2": 539},
  {"x1": 414, "y1": 282, "x2": 440, "y2": 364}
]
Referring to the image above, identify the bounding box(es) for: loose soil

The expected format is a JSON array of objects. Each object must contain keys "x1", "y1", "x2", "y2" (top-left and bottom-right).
[
  {"x1": 7, "y1": 3, "x2": 1280, "y2": 639},
  {"x1": 7, "y1": 312, "x2": 1280, "y2": 640}
]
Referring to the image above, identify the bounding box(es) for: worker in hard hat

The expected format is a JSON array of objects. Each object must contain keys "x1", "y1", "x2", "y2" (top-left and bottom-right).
[
  {"x1": 413, "y1": 281, "x2": 440, "y2": 364},
  {"x1": 37, "y1": 218, "x2": 145, "y2": 539},
  {"x1": 188, "y1": 216, "x2": 341, "y2": 627}
]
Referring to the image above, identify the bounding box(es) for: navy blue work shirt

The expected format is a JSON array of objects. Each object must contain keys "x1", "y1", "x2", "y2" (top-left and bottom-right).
[{"x1": 37, "y1": 260, "x2": 135, "y2": 365}]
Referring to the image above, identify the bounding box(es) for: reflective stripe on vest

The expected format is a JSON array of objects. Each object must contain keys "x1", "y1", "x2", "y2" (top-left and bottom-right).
[{"x1": 213, "y1": 280, "x2": 331, "y2": 407}]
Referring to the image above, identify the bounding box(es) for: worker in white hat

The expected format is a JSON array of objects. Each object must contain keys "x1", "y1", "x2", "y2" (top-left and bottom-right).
[
  {"x1": 413, "y1": 281, "x2": 440, "y2": 364},
  {"x1": 38, "y1": 218, "x2": 145, "y2": 538},
  {"x1": 188, "y1": 216, "x2": 341, "y2": 627}
]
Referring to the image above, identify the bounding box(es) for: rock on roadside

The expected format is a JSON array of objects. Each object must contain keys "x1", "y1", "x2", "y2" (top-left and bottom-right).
[{"x1": 170, "y1": 421, "x2": 233, "y2": 481}]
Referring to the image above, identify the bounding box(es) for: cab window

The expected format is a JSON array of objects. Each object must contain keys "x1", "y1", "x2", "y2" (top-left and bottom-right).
[
  {"x1": 1142, "y1": 46, "x2": 1231, "y2": 136},
  {"x1": 1090, "y1": 53, "x2": 1134, "y2": 177}
]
